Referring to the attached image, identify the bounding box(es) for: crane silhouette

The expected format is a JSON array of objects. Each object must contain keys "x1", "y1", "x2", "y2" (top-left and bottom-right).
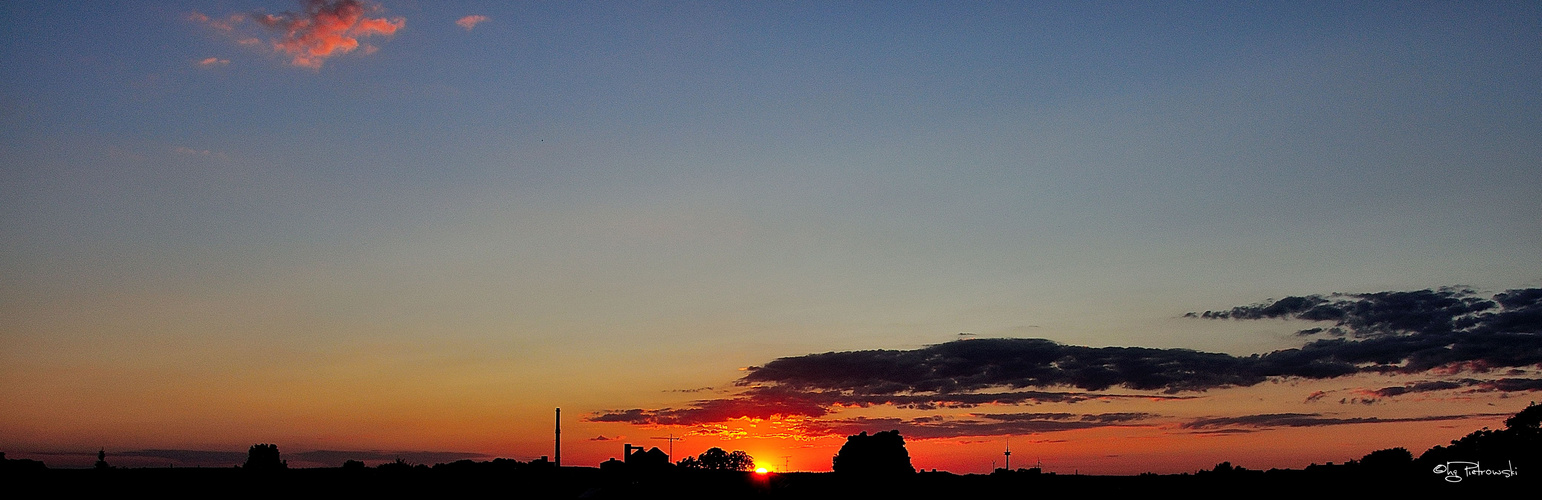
[{"x1": 650, "y1": 434, "x2": 681, "y2": 462}]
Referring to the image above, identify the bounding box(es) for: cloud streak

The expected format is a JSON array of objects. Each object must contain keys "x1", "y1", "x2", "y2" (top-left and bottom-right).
[
  {"x1": 110, "y1": 449, "x2": 487, "y2": 467},
  {"x1": 1181, "y1": 412, "x2": 1511, "y2": 430},
  {"x1": 290, "y1": 450, "x2": 485, "y2": 466},
  {"x1": 1367, "y1": 377, "x2": 1542, "y2": 398},
  {"x1": 119, "y1": 449, "x2": 245, "y2": 466},
  {"x1": 800, "y1": 412, "x2": 1162, "y2": 440},
  {"x1": 456, "y1": 15, "x2": 489, "y2": 31},
  {"x1": 591, "y1": 386, "x2": 1190, "y2": 428}
]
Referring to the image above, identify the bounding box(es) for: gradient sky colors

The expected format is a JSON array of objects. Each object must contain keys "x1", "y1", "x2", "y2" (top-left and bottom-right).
[{"x1": 2, "y1": 1, "x2": 1540, "y2": 473}]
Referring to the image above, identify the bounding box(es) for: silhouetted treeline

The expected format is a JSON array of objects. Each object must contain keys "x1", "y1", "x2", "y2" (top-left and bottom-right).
[{"x1": 3, "y1": 404, "x2": 1536, "y2": 496}]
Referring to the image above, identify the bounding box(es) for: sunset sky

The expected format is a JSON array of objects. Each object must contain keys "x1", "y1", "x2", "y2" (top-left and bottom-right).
[{"x1": 3, "y1": 1, "x2": 1540, "y2": 474}]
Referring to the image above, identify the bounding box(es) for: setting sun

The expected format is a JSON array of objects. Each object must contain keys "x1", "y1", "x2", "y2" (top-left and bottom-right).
[{"x1": 755, "y1": 467, "x2": 768, "y2": 474}]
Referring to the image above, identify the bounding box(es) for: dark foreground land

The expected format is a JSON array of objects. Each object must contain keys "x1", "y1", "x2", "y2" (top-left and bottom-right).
[
  {"x1": 2, "y1": 464, "x2": 1530, "y2": 499},
  {"x1": 7, "y1": 403, "x2": 1537, "y2": 498}
]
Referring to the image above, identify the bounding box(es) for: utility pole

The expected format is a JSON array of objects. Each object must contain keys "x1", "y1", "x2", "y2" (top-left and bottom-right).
[{"x1": 555, "y1": 408, "x2": 561, "y2": 468}]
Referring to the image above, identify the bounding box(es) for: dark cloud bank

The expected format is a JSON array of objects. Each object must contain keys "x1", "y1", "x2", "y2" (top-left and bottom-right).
[
  {"x1": 593, "y1": 287, "x2": 1542, "y2": 437},
  {"x1": 106, "y1": 449, "x2": 485, "y2": 468}
]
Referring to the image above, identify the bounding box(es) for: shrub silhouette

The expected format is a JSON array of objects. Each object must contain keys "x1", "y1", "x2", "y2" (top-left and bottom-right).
[
  {"x1": 243, "y1": 444, "x2": 286, "y2": 471},
  {"x1": 832, "y1": 430, "x2": 914, "y2": 476}
]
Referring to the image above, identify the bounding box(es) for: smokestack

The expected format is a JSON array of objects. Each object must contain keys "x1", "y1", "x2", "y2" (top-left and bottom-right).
[{"x1": 555, "y1": 407, "x2": 561, "y2": 468}]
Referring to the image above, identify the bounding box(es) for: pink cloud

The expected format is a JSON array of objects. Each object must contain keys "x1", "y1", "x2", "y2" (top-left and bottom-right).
[
  {"x1": 255, "y1": 0, "x2": 404, "y2": 69},
  {"x1": 197, "y1": 57, "x2": 230, "y2": 67},
  {"x1": 456, "y1": 15, "x2": 489, "y2": 31},
  {"x1": 188, "y1": 1, "x2": 403, "y2": 70},
  {"x1": 187, "y1": 11, "x2": 240, "y2": 32}
]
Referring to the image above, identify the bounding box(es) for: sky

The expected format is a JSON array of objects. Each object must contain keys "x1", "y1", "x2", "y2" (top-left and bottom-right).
[{"x1": 2, "y1": 0, "x2": 1540, "y2": 474}]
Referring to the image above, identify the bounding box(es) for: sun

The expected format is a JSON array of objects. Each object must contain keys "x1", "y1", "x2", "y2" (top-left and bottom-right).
[{"x1": 755, "y1": 467, "x2": 768, "y2": 474}]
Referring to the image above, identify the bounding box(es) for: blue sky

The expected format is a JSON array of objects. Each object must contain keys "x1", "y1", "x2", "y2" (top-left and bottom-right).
[{"x1": 3, "y1": 1, "x2": 1540, "y2": 472}]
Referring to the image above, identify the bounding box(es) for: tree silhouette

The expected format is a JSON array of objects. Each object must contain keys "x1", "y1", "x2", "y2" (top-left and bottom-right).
[
  {"x1": 1506, "y1": 401, "x2": 1542, "y2": 434},
  {"x1": 681, "y1": 447, "x2": 755, "y2": 471},
  {"x1": 243, "y1": 444, "x2": 286, "y2": 471},
  {"x1": 1418, "y1": 401, "x2": 1541, "y2": 473},
  {"x1": 1358, "y1": 447, "x2": 1412, "y2": 475},
  {"x1": 724, "y1": 450, "x2": 754, "y2": 471},
  {"x1": 378, "y1": 457, "x2": 427, "y2": 472},
  {"x1": 831, "y1": 430, "x2": 914, "y2": 476}
]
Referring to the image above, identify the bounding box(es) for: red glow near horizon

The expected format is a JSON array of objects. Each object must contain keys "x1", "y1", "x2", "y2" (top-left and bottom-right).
[{"x1": 570, "y1": 400, "x2": 1518, "y2": 476}]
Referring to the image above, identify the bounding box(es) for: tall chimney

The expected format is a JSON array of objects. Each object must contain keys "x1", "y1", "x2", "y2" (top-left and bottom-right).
[{"x1": 555, "y1": 407, "x2": 561, "y2": 468}]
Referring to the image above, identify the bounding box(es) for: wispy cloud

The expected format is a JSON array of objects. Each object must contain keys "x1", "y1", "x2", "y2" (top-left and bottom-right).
[
  {"x1": 187, "y1": 12, "x2": 240, "y2": 32},
  {"x1": 1181, "y1": 412, "x2": 1510, "y2": 430},
  {"x1": 799, "y1": 412, "x2": 1161, "y2": 440},
  {"x1": 456, "y1": 15, "x2": 489, "y2": 31},
  {"x1": 189, "y1": 0, "x2": 404, "y2": 69},
  {"x1": 590, "y1": 385, "x2": 1186, "y2": 430},
  {"x1": 590, "y1": 388, "x2": 832, "y2": 426},
  {"x1": 1366, "y1": 377, "x2": 1542, "y2": 398},
  {"x1": 110, "y1": 449, "x2": 486, "y2": 467},
  {"x1": 291, "y1": 450, "x2": 485, "y2": 466},
  {"x1": 196, "y1": 57, "x2": 230, "y2": 67},
  {"x1": 172, "y1": 146, "x2": 227, "y2": 160},
  {"x1": 119, "y1": 449, "x2": 245, "y2": 466}
]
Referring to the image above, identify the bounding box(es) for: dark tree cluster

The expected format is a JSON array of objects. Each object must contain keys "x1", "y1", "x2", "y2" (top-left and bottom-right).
[
  {"x1": 0, "y1": 452, "x2": 46, "y2": 473},
  {"x1": 677, "y1": 447, "x2": 755, "y2": 471},
  {"x1": 832, "y1": 430, "x2": 914, "y2": 476},
  {"x1": 243, "y1": 444, "x2": 286, "y2": 471}
]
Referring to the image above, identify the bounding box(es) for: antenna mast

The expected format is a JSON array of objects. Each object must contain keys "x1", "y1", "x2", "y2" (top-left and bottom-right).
[{"x1": 1003, "y1": 437, "x2": 1011, "y2": 471}]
